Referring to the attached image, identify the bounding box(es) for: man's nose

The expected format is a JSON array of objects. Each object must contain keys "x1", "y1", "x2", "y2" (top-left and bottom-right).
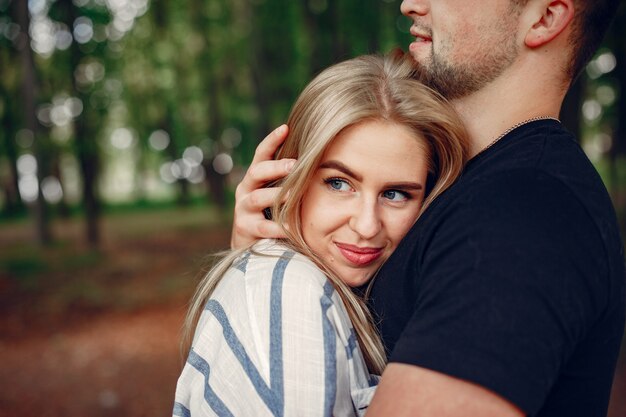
[{"x1": 400, "y1": 0, "x2": 429, "y2": 17}]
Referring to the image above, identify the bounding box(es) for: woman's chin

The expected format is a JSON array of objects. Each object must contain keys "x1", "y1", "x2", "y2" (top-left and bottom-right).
[{"x1": 338, "y1": 270, "x2": 375, "y2": 288}]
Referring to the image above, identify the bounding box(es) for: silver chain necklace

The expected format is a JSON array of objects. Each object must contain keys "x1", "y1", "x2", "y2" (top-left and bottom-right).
[{"x1": 481, "y1": 116, "x2": 561, "y2": 155}]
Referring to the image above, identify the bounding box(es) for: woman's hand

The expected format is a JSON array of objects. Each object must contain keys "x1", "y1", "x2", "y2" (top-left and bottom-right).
[{"x1": 231, "y1": 125, "x2": 296, "y2": 249}]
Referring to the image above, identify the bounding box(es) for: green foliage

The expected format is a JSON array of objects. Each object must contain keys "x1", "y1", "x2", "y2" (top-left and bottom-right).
[
  {"x1": 0, "y1": 242, "x2": 101, "y2": 281},
  {"x1": 0, "y1": 1, "x2": 420, "y2": 227},
  {"x1": 2, "y1": 256, "x2": 46, "y2": 284},
  {"x1": 0, "y1": 0, "x2": 625, "y2": 236}
]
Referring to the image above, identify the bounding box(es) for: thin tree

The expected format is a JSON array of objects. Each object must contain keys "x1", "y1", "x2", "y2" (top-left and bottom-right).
[
  {"x1": 0, "y1": 81, "x2": 24, "y2": 217},
  {"x1": 53, "y1": 0, "x2": 103, "y2": 246},
  {"x1": 13, "y1": 0, "x2": 52, "y2": 244}
]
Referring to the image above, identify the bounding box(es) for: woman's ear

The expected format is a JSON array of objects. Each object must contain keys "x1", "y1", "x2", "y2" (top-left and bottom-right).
[{"x1": 524, "y1": 0, "x2": 575, "y2": 48}]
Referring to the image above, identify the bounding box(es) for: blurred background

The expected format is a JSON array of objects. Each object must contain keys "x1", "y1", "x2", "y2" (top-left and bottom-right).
[{"x1": 0, "y1": 0, "x2": 624, "y2": 416}]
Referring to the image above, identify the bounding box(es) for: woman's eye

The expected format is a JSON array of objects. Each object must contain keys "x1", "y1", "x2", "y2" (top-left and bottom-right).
[
  {"x1": 382, "y1": 190, "x2": 408, "y2": 202},
  {"x1": 325, "y1": 178, "x2": 351, "y2": 192}
]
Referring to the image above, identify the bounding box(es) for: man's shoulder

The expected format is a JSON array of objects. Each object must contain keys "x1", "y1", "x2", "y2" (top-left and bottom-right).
[
  {"x1": 411, "y1": 122, "x2": 623, "y2": 273},
  {"x1": 469, "y1": 124, "x2": 592, "y2": 187},
  {"x1": 426, "y1": 124, "x2": 613, "y2": 227}
]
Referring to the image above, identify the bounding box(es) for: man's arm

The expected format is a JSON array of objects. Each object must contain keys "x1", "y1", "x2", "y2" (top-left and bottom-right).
[
  {"x1": 231, "y1": 124, "x2": 296, "y2": 249},
  {"x1": 366, "y1": 363, "x2": 524, "y2": 417}
]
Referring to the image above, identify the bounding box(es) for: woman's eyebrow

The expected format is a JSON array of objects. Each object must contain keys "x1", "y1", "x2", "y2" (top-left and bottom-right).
[
  {"x1": 386, "y1": 182, "x2": 423, "y2": 191},
  {"x1": 319, "y1": 160, "x2": 424, "y2": 190},
  {"x1": 319, "y1": 160, "x2": 361, "y2": 181}
]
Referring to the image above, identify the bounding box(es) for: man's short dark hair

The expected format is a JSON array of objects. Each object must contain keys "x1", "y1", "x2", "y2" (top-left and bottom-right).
[
  {"x1": 510, "y1": 0, "x2": 619, "y2": 80},
  {"x1": 568, "y1": 0, "x2": 619, "y2": 80}
]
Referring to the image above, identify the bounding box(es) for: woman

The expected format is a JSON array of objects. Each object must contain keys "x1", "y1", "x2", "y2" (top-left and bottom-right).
[{"x1": 173, "y1": 52, "x2": 468, "y2": 416}]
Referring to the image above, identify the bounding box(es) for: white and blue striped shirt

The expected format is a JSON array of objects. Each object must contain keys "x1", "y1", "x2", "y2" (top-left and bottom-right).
[{"x1": 173, "y1": 239, "x2": 378, "y2": 417}]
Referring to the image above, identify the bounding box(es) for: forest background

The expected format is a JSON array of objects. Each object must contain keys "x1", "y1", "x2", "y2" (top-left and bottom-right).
[{"x1": 0, "y1": 0, "x2": 625, "y2": 416}]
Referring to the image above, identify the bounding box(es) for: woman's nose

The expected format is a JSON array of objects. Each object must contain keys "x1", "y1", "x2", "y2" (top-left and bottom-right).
[{"x1": 348, "y1": 200, "x2": 382, "y2": 240}]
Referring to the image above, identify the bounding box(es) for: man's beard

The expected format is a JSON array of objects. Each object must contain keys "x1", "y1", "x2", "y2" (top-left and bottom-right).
[{"x1": 418, "y1": 33, "x2": 519, "y2": 100}]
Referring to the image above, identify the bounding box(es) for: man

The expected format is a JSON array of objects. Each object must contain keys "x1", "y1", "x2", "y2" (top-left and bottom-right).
[{"x1": 231, "y1": 1, "x2": 625, "y2": 416}]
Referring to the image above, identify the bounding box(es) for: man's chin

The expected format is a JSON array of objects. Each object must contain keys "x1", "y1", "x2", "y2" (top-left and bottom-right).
[
  {"x1": 411, "y1": 62, "x2": 446, "y2": 95},
  {"x1": 403, "y1": 50, "x2": 466, "y2": 100},
  {"x1": 403, "y1": 54, "x2": 435, "y2": 84}
]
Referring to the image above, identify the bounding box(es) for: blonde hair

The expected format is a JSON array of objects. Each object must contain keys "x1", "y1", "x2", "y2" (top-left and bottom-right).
[{"x1": 183, "y1": 52, "x2": 469, "y2": 375}]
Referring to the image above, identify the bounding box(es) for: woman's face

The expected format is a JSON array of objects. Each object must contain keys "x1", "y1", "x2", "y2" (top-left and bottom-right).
[{"x1": 300, "y1": 120, "x2": 429, "y2": 287}]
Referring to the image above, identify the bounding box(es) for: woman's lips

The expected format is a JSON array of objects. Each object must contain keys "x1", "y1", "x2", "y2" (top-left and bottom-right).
[{"x1": 335, "y1": 243, "x2": 383, "y2": 266}]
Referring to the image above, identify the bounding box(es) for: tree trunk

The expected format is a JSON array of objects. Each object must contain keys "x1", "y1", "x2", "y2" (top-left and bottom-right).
[
  {"x1": 329, "y1": 1, "x2": 345, "y2": 61},
  {"x1": 150, "y1": 0, "x2": 191, "y2": 207},
  {"x1": 14, "y1": 0, "x2": 52, "y2": 245},
  {"x1": 191, "y1": 0, "x2": 227, "y2": 210},
  {"x1": 0, "y1": 83, "x2": 24, "y2": 216},
  {"x1": 62, "y1": 0, "x2": 101, "y2": 247},
  {"x1": 162, "y1": 107, "x2": 190, "y2": 207}
]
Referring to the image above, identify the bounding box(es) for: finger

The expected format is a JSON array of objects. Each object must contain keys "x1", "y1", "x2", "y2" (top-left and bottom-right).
[
  {"x1": 251, "y1": 124, "x2": 289, "y2": 165},
  {"x1": 231, "y1": 218, "x2": 287, "y2": 249},
  {"x1": 237, "y1": 159, "x2": 296, "y2": 195},
  {"x1": 255, "y1": 220, "x2": 288, "y2": 240},
  {"x1": 239, "y1": 187, "x2": 284, "y2": 212}
]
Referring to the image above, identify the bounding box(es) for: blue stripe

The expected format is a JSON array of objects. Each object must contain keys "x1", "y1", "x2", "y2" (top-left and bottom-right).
[
  {"x1": 345, "y1": 328, "x2": 358, "y2": 359},
  {"x1": 234, "y1": 251, "x2": 251, "y2": 273},
  {"x1": 173, "y1": 402, "x2": 191, "y2": 417},
  {"x1": 268, "y1": 251, "x2": 295, "y2": 417},
  {"x1": 186, "y1": 349, "x2": 234, "y2": 417},
  {"x1": 205, "y1": 299, "x2": 279, "y2": 415},
  {"x1": 321, "y1": 280, "x2": 337, "y2": 417}
]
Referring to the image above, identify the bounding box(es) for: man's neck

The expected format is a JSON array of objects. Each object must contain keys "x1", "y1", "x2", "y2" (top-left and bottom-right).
[{"x1": 451, "y1": 71, "x2": 567, "y2": 158}]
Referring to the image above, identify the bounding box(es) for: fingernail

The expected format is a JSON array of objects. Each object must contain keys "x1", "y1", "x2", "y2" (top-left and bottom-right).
[
  {"x1": 277, "y1": 124, "x2": 287, "y2": 134},
  {"x1": 285, "y1": 160, "x2": 296, "y2": 172}
]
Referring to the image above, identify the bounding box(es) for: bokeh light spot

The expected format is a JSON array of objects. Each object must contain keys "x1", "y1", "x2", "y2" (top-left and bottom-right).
[
  {"x1": 183, "y1": 146, "x2": 204, "y2": 167},
  {"x1": 18, "y1": 175, "x2": 39, "y2": 203},
  {"x1": 149, "y1": 130, "x2": 170, "y2": 151},
  {"x1": 17, "y1": 154, "x2": 38, "y2": 176},
  {"x1": 110, "y1": 128, "x2": 135, "y2": 149},
  {"x1": 42, "y1": 176, "x2": 64, "y2": 203},
  {"x1": 213, "y1": 153, "x2": 233, "y2": 175}
]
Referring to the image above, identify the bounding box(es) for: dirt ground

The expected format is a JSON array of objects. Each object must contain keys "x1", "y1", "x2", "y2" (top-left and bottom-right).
[
  {"x1": 0, "y1": 305, "x2": 186, "y2": 417},
  {"x1": 0, "y1": 208, "x2": 625, "y2": 417},
  {"x1": 0, "y1": 207, "x2": 232, "y2": 417}
]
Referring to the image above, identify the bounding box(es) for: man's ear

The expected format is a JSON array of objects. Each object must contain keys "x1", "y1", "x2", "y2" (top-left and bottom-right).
[{"x1": 524, "y1": 0, "x2": 575, "y2": 48}]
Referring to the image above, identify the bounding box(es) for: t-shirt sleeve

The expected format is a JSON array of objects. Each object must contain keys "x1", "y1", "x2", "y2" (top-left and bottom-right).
[
  {"x1": 390, "y1": 170, "x2": 608, "y2": 414},
  {"x1": 280, "y1": 260, "x2": 376, "y2": 417}
]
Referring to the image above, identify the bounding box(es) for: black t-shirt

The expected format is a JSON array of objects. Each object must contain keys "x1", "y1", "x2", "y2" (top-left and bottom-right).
[{"x1": 370, "y1": 120, "x2": 626, "y2": 416}]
